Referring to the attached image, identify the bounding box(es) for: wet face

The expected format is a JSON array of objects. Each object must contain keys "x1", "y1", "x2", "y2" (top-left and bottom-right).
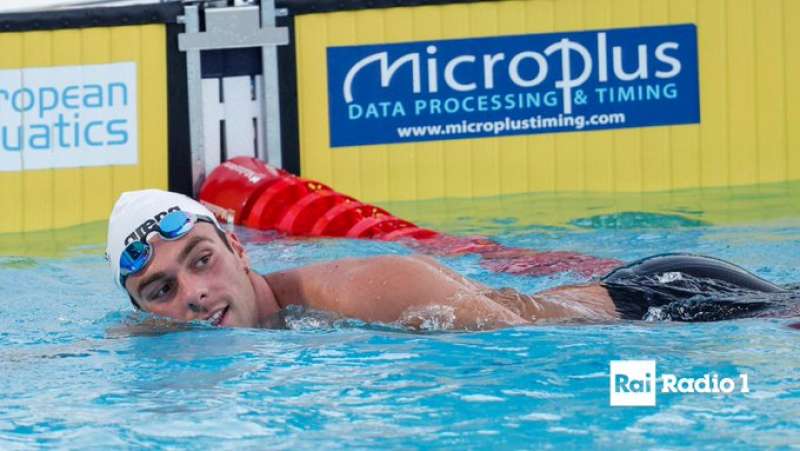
[{"x1": 124, "y1": 223, "x2": 260, "y2": 328}]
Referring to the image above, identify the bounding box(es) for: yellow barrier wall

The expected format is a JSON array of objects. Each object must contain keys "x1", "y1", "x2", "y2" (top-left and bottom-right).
[
  {"x1": 0, "y1": 24, "x2": 169, "y2": 234},
  {"x1": 295, "y1": 0, "x2": 800, "y2": 202}
]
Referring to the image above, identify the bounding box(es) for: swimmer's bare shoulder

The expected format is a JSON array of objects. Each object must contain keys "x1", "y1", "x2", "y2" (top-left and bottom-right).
[{"x1": 264, "y1": 255, "x2": 529, "y2": 330}]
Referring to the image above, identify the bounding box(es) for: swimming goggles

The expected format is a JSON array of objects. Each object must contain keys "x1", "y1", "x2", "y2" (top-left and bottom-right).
[{"x1": 119, "y1": 210, "x2": 216, "y2": 288}]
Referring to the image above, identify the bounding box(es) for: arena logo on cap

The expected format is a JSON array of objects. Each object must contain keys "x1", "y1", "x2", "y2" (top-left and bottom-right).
[
  {"x1": 326, "y1": 24, "x2": 699, "y2": 147},
  {"x1": 123, "y1": 206, "x2": 182, "y2": 247},
  {"x1": 0, "y1": 62, "x2": 138, "y2": 172}
]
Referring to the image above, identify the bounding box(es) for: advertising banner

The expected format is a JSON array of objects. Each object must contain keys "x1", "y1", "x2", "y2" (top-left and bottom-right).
[
  {"x1": 327, "y1": 24, "x2": 699, "y2": 147},
  {"x1": 0, "y1": 61, "x2": 138, "y2": 171}
]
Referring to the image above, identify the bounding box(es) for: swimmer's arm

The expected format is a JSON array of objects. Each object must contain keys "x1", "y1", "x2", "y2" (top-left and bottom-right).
[
  {"x1": 409, "y1": 254, "x2": 494, "y2": 293},
  {"x1": 411, "y1": 255, "x2": 618, "y2": 321},
  {"x1": 268, "y1": 255, "x2": 529, "y2": 330},
  {"x1": 531, "y1": 284, "x2": 620, "y2": 320},
  {"x1": 344, "y1": 255, "x2": 530, "y2": 330}
]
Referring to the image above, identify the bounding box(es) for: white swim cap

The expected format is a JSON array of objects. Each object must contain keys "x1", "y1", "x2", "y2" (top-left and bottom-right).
[{"x1": 106, "y1": 189, "x2": 221, "y2": 288}]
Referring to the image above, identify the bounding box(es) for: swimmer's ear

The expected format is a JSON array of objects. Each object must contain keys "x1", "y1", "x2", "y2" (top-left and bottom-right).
[{"x1": 226, "y1": 233, "x2": 251, "y2": 266}]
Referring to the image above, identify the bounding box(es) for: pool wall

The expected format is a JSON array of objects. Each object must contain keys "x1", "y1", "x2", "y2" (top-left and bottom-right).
[
  {"x1": 0, "y1": 4, "x2": 184, "y2": 235},
  {"x1": 293, "y1": 0, "x2": 800, "y2": 201},
  {"x1": 0, "y1": 0, "x2": 798, "y2": 235}
]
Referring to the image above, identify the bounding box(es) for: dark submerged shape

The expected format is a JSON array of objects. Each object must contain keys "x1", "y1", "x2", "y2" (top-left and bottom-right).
[{"x1": 602, "y1": 254, "x2": 800, "y2": 321}]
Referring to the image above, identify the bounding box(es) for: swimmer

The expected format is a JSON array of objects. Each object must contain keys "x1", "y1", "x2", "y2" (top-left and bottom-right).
[{"x1": 106, "y1": 190, "x2": 799, "y2": 330}]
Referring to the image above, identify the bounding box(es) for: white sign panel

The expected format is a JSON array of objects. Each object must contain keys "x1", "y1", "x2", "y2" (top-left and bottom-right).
[
  {"x1": 0, "y1": 62, "x2": 138, "y2": 171},
  {"x1": 609, "y1": 360, "x2": 656, "y2": 407}
]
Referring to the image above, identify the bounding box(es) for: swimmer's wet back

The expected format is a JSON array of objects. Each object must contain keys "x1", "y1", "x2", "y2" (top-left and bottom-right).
[{"x1": 602, "y1": 254, "x2": 800, "y2": 321}]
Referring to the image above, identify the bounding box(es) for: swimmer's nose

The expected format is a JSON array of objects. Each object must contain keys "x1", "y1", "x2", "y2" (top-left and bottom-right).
[
  {"x1": 182, "y1": 281, "x2": 212, "y2": 314},
  {"x1": 187, "y1": 297, "x2": 206, "y2": 313}
]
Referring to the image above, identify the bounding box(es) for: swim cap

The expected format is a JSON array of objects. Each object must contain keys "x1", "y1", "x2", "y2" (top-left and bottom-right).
[{"x1": 105, "y1": 189, "x2": 222, "y2": 288}]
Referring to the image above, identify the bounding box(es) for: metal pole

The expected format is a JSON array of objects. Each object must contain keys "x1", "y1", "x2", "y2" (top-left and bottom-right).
[
  {"x1": 179, "y1": 5, "x2": 207, "y2": 195},
  {"x1": 260, "y1": 0, "x2": 283, "y2": 168}
]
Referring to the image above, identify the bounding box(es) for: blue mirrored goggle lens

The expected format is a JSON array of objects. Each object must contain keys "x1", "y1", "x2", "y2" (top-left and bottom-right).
[
  {"x1": 158, "y1": 210, "x2": 195, "y2": 239},
  {"x1": 119, "y1": 240, "x2": 151, "y2": 277}
]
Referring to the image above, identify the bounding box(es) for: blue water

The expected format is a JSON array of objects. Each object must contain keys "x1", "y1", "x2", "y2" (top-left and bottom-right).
[{"x1": 1, "y1": 196, "x2": 799, "y2": 449}]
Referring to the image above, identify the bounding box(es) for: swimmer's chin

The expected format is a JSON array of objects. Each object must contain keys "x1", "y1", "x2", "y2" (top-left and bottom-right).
[
  {"x1": 105, "y1": 312, "x2": 198, "y2": 338},
  {"x1": 105, "y1": 310, "x2": 265, "y2": 338}
]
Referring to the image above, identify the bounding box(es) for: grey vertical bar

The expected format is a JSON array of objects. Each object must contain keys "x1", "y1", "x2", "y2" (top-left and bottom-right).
[
  {"x1": 182, "y1": 5, "x2": 206, "y2": 195},
  {"x1": 260, "y1": 0, "x2": 283, "y2": 168}
]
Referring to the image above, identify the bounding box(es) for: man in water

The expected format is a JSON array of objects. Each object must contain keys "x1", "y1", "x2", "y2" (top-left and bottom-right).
[{"x1": 107, "y1": 190, "x2": 798, "y2": 330}]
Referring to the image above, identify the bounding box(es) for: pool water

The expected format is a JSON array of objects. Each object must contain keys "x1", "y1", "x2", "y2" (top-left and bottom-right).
[{"x1": 1, "y1": 183, "x2": 799, "y2": 449}]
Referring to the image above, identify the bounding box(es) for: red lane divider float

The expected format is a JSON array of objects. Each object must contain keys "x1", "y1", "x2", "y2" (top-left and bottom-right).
[
  {"x1": 199, "y1": 157, "x2": 621, "y2": 277},
  {"x1": 311, "y1": 201, "x2": 387, "y2": 237}
]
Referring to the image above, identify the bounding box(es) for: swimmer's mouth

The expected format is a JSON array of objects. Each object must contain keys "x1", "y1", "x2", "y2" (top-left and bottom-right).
[{"x1": 207, "y1": 306, "x2": 229, "y2": 327}]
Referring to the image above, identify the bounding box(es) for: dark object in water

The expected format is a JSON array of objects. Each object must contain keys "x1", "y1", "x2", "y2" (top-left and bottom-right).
[{"x1": 602, "y1": 254, "x2": 799, "y2": 321}]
